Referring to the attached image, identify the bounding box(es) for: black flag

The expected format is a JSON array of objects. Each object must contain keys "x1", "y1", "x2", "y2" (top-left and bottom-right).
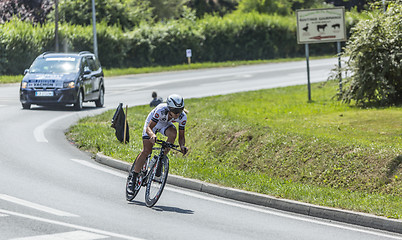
[{"x1": 111, "y1": 103, "x2": 129, "y2": 143}]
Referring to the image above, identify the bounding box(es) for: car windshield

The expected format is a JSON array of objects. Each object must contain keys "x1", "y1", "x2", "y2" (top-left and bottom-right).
[{"x1": 29, "y1": 57, "x2": 80, "y2": 74}]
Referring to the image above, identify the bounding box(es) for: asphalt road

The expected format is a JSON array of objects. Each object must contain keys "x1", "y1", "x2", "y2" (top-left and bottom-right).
[{"x1": 1, "y1": 59, "x2": 401, "y2": 240}]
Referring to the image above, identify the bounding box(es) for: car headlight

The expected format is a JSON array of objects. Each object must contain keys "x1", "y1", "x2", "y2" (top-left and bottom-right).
[
  {"x1": 21, "y1": 82, "x2": 28, "y2": 89},
  {"x1": 63, "y1": 81, "x2": 75, "y2": 88}
]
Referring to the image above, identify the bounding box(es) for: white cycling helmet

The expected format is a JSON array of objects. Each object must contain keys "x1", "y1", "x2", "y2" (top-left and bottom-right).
[{"x1": 167, "y1": 94, "x2": 184, "y2": 114}]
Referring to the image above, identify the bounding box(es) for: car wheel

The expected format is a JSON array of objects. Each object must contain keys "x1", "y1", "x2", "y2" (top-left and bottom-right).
[
  {"x1": 74, "y1": 90, "x2": 83, "y2": 111},
  {"x1": 95, "y1": 87, "x2": 104, "y2": 107},
  {"x1": 22, "y1": 103, "x2": 31, "y2": 109}
]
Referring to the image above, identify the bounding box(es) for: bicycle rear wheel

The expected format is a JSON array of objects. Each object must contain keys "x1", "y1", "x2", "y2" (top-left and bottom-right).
[
  {"x1": 145, "y1": 156, "x2": 169, "y2": 207},
  {"x1": 126, "y1": 175, "x2": 141, "y2": 201}
]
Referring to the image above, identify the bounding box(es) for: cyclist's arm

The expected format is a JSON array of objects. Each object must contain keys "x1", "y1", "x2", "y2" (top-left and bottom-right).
[
  {"x1": 178, "y1": 129, "x2": 187, "y2": 155},
  {"x1": 146, "y1": 120, "x2": 157, "y2": 143}
]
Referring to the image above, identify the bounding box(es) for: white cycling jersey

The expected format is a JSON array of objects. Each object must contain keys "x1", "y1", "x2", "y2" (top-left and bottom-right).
[{"x1": 142, "y1": 103, "x2": 187, "y2": 139}]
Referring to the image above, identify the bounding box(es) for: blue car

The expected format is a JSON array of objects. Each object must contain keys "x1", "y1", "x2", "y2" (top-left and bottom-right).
[{"x1": 20, "y1": 51, "x2": 105, "y2": 110}]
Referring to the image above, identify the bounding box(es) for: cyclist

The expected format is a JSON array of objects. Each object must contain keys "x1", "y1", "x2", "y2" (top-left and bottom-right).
[{"x1": 127, "y1": 94, "x2": 188, "y2": 194}]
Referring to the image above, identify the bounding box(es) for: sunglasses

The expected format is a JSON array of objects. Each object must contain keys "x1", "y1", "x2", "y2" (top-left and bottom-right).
[{"x1": 170, "y1": 108, "x2": 183, "y2": 114}]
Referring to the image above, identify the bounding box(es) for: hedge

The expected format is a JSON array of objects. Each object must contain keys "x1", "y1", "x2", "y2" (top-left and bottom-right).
[{"x1": 0, "y1": 12, "x2": 364, "y2": 75}]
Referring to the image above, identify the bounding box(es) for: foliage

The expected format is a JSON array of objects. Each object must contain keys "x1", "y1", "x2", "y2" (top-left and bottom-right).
[
  {"x1": 0, "y1": 11, "x2": 364, "y2": 75},
  {"x1": 339, "y1": 0, "x2": 402, "y2": 106},
  {"x1": 237, "y1": 0, "x2": 292, "y2": 15},
  {"x1": 54, "y1": 0, "x2": 198, "y2": 27},
  {"x1": 0, "y1": 0, "x2": 53, "y2": 24},
  {"x1": 54, "y1": 0, "x2": 154, "y2": 30},
  {"x1": 198, "y1": 13, "x2": 297, "y2": 61},
  {"x1": 236, "y1": 0, "x2": 331, "y2": 15},
  {"x1": 149, "y1": 0, "x2": 191, "y2": 21},
  {"x1": 187, "y1": 0, "x2": 239, "y2": 18},
  {"x1": 0, "y1": 19, "x2": 54, "y2": 75}
]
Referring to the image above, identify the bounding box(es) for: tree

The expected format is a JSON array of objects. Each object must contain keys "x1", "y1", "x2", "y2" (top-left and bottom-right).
[
  {"x1": 236, "y1": 0, "x2": 330, "y2": 15},
  {"x1": 236, "y1": 0, "x2": 292, "y2": 15},
  {"x1": 0, "y1": 0, "x2": 53, "y2": 24},
  {"x1": 339, "y1": 0, "x2": 402, "y2": 106},
  {"x1": 54, "y1": 0, "x2": 153, "y2": 30},
  {"x1": 187, "y1": 0, "x2": 239, "y2": 18},
  {"x1": 325, "y1": 0, "x2": 368, "y2": 11},
  {"x1": 149, "y1": 0, "x2": 191, "y2": 21}
]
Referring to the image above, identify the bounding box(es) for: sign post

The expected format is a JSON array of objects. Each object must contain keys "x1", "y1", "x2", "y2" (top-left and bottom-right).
[
  {"x1": 337, "y1": 41, "x2": 342, "y2": 92},
  {"x1": 296, "y1": 7, "x2": 346, "y2": 101},
  {"x1": 305, "y1": 44, "x2": 311, "y2": 101},
  {"x1": 186, "y1": 49, "x2": 192, "y2": 65}
]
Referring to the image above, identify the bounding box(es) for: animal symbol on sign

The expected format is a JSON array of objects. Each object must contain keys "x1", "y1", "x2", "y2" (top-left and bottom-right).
[
  {"x1": 317, "y1": 24, "x2": 327, "y2": 32},
  {"x1": 302, "y1": 24, "x2": 309, "y2": 32},
  {"x1": 332, "y1": 23, "x2": 340, "y2": 29}
]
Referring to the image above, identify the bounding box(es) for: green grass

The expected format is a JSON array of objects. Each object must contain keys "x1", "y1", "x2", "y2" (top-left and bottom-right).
[
  {"x1": 66, "y1": 80, "x2": 402, "y2": 219},
  {"x1": 0, "y1": 75, "x2": 23, "y2": 84}
]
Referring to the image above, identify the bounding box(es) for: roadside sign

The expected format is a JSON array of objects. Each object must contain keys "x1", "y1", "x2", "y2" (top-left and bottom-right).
[
  {"x1": 296, "y1": 7, "x2": 346, "y2": 44},
  {"x1": 186, "y1": 49, "x2": 192, "y2": 65},
  {"x1": 186, "y1": 49, "x2": 192, "y2": 58}
]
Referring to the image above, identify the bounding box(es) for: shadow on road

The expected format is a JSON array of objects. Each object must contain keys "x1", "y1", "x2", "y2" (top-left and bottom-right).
[
  {"x1": 128, "y1": 201, "x2": 194, "y2": 215},
  {"x1": 152, "y1": 205, "x2": 194, "y2": 214}
]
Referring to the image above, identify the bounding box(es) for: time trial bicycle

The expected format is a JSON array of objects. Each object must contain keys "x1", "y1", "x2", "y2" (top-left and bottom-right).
[{"x1": 126, "y1": 139, "x2": 182, "y2": 207}]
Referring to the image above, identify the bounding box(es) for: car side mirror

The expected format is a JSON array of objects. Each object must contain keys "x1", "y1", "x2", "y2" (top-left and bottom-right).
[{"x1": 24, "y1": 69, "x2": 29, "y2": 75}]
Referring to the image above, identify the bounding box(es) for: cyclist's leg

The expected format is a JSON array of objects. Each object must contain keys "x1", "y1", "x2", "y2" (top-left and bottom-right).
[
  {"x1": 127, "y1": 138, "x2": 153, "y2": 191},
  {"x1": 133, "y1": 138, "x2": 154, "y2": 173},
  {"x1": 163, "y1": 124, "x2": 177, "y2": 155},
  {"x1": 152, "y1": 125, "x2": 176, "y2": 177}
]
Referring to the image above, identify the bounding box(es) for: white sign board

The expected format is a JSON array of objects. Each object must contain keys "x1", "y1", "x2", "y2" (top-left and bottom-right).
[
  {"x1": 186, "y1": 49, "x2": 192, "y2": 58},
  {"x1": 296, "y1": 7, "x2": 346, "y2": 44}
]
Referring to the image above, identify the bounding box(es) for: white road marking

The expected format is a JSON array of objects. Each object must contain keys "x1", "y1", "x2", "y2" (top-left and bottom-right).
[
  {"x1": 33, "y1": 113, "x2": 77, "y2": 143},
  {"x1": 0, "y1": 213, "x2": 8, "y2": 217},
  {"x1": 0, "y1": 194, "x2": 78, "y2": 217},
  {"x1": 70, "y1": 159, "x2": 127, "y2": 178},
  {"x1": 73, "y1": 158, "x2": 402, "y2": 239},
  {"x1": 11, "y1": 230, "x2": 108, "y2": 240},
  {"x1": 0, "y1": 209, "x2": 144, "y2": 240}
]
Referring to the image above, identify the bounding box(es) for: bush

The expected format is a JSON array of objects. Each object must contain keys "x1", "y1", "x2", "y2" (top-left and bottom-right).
[
  {"x1": 55, "y1": 0, "x2": 153, "y2": 30},
  {"x1": 0, "y1": 19, "x2": 53, "y2": 75},
  {"x1": 340, "y1": 1, "x2": 402, "y2": 106},
  {"x1": 0, "y1": 11, "x2": 364, "y2": 75},
  {"x1": 149, "y1": 20, "x2": 204, "y2": 66}
]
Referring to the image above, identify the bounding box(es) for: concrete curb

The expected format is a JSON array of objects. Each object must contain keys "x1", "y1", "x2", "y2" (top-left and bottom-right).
[{"x1": 95, "y1": 152, "x2": 402, "y2": 234}]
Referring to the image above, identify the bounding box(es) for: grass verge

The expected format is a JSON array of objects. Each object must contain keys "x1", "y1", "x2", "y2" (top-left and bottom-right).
[{"x1": 66, "y1": 80, "x2": 402, "y2": 219}]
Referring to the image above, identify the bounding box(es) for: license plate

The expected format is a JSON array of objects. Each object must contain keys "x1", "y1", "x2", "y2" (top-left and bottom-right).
[{"x1": 35, "y1": 91, "x2": 54, "y2": 97}]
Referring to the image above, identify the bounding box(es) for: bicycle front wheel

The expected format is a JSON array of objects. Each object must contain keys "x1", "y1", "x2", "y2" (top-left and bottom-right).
[{"x1": 145, "y1": 156, "x2": 169, "y2": 207}]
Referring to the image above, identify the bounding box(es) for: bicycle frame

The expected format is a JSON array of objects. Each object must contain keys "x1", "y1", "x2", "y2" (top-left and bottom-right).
[{"x1": 126, "y1": 139, "x2": 182, "y2": 207}]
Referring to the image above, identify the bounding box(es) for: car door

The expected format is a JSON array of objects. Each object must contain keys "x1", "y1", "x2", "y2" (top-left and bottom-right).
[
  {"x1": 80, "y1": 57, "x2": 93, "y2": 99},
  {"x1": 86, "y1": 56, "x2": 103, "y2": 100}
]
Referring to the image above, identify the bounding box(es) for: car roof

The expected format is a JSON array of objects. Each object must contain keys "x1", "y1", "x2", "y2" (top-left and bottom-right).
[{"x1": 37, "y1": 51, "x2": 94, "y2": 59}]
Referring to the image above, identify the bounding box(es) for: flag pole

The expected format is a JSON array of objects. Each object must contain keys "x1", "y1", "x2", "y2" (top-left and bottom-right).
[{"x1": 124, "y1": 105, "x2": 128, "y2": 144}]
